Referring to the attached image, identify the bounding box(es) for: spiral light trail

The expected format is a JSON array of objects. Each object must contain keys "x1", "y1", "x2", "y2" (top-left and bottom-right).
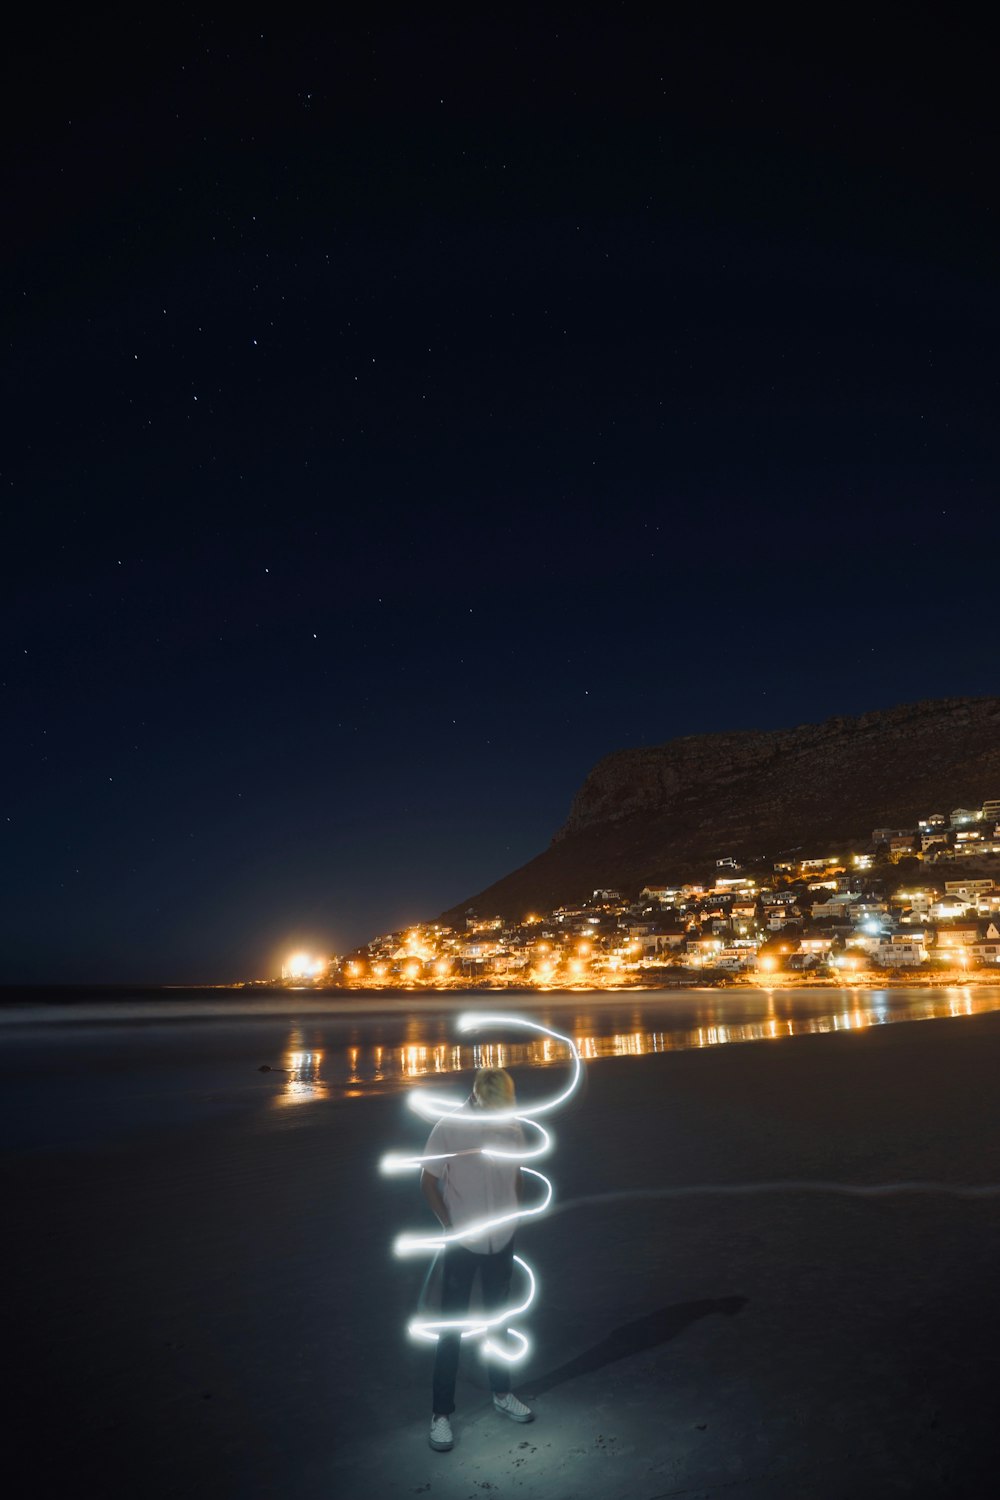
[{"x1": 380, "y1": 1011, "x2": 582, "y2": 1364}]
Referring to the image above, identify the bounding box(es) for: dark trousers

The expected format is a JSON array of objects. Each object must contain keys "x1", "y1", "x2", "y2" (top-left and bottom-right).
[{"x1": 431, "y1": 1240, "x2": 514, "y2": 1415}]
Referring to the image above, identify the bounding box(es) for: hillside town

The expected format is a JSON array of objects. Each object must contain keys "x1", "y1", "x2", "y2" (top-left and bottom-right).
[{"x1": 281, "y1": 798, "x2": 1000, "y2": 988}]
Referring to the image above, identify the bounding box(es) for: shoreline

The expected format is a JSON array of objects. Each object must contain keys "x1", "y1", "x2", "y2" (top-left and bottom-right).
[
  {"x1": 2, "y1": 980, "x2": 999, "y2": 1035},
  {"x1": 1, "y1": 967, "x2": 994, "y2": 1007},
  {"x1": 8, "y1": 1004, "x2": 1000, "y2": 1496}
]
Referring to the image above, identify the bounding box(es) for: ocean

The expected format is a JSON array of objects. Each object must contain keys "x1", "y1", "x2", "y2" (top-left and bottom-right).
[{"x1": 3, "y1": 984, "x2": 999, "y2": 1153}]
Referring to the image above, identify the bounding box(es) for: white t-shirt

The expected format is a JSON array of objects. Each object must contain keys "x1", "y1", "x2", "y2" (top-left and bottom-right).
[{"x1": 423, "y1": 1108, "x2": 524, "y2": 1254}]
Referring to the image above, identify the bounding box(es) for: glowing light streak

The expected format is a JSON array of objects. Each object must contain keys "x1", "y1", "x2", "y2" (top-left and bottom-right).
[
  {"x1": 382, "y1": 1013, "x2": 582, "y2": 1366},
  {"x1": 406, "y1": 1254, "x2": 537, "y2": 1363},
  {"x1": 406, "y1": 1012, "x2": 582, "y2": 1123},
  {"x1": 380, "y1": 1118, "x2": 552, "y2": 1175},
  {"x1": 394, "y1": 1166, "x2": 552, "y2": 1255}
]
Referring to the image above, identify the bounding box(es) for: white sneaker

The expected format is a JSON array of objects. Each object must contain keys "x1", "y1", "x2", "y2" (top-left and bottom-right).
[
  {"x1": 429, "y1": 1414, "x2": 454, "y2": 1451},
  {"x1": 493, "y1": 1392, "x2": 534, "y2": 1423}
]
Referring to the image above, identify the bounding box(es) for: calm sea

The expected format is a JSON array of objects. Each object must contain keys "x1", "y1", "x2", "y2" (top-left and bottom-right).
[{"x1": 2, "y1": 984, "x2": 1000, "y2": 1153}]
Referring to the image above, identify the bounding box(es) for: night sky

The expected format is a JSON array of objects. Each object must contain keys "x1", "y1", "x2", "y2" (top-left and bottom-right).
[{"x1": 4, "y1": 12, "x2": 997, "y2": 983}]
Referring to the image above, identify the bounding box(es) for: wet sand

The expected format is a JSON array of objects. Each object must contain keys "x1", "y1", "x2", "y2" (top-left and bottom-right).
[{"x1": 6, "y1": 1006, "x2": 1000, "y2": 1497}]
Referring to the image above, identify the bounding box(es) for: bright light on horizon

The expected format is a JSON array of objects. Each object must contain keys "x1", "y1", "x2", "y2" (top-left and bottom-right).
[{"x1": 284, "y1": 951, "x2": 326, "y2": 979}]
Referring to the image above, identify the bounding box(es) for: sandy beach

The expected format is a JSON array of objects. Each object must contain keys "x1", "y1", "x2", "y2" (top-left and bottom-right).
[{"x1": 6, "y1": 998, "x2": 1000, "y2": 1498}]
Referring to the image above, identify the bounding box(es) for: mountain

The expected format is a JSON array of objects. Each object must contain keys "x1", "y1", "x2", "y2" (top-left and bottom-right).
[{"x1": 441, "y1": 697, "x2": 1000, "y2": 923}]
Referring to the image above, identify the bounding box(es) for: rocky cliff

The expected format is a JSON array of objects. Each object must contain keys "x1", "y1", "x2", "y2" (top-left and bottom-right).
[{"x1": 441, "y1": 697, "x2": 1000, "y2": 923}]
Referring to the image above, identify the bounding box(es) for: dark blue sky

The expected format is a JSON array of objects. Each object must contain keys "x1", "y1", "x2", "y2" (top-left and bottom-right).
[{"x1": 3, "y1": 10, "x2": 997, "y2": 982}]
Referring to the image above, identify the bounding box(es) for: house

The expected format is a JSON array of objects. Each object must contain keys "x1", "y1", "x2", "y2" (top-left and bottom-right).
[
  {"x1": 715, "y1": 944, "x2": 758, "y2": 970},
  {"x1": 640, "y1": 885, "x2": 680, "y2": 904},
  {"x1": 891, "y1": 886, "x2": 932, "y2": 913},
  {"x1": 731, "y1": 901, "x2": 756, "y2": 936},
  {"x1": 851, "y1": 931, "x2": 890, "y2": 957},
  {"x1": 930, "y1": 894, "x2": 975, "y2": 922},
  {"x1": 783, "y1": 943, "x2": 826, "y2": 971},
  {"x1": 873, "y1": 827, "x2": 913, "y2": 844},
  {"x1": 872, "y1": 935, "x2": 927, "y2": 967},
  {"x1": 494, "y1": 951, "x2": 529, "y2": 971},
  {"x1": 654, "y1": 926, "x2": 689, "y2": 951},
  {"x1": 685, "y1": 936, "x2": 724, "y2": 964},
  {"x1": 633, "y1": 928, "x2": 687, "y2": 957},
  {"x1": 552, "y1": 905, "x2": 587, "y2": 921},
  {"x1": 796, "y1": 936, "x2": 836, "y2": 963},
  {"x1": 811, "y1": 893, "x2": 860, "y2": 921},
  {"x1": 932, "y1": 921, "x2": 980, "y2": 950},
  {"x1": 847, "y1": 931, "x2": 928, "y2": 965},
  {"x1": 849, "y1": 900, "x2": 890, "y2": 924},
  {"x1": 950, "y1": 808, "x2": 981, "y2": 825},
  {"x1": 972, "y1": 920, "x2": 1000, "y2": 965},
  {"x1": 800, "y1": 856, "x2": 844, "y2": 872},
  {"x1": 945, "y1": 879, "x2": 994, "y2": 900},
  {"x1": 459, "y1": 938, "x2": 500, "y2": 961},
  {"x1": 767, "y1": 907, "x2": 802, "y2": 931}
]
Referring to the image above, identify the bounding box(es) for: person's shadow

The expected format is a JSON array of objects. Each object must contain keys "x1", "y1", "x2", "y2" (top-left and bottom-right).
[{"x1": 526, "y1": 1296, "x2": 747, "y2": 1394}]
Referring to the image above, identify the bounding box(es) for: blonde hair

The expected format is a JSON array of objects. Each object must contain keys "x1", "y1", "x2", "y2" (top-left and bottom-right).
[{"x1": 472, "y1": 1067, "x2": 515, "y2": 1108}]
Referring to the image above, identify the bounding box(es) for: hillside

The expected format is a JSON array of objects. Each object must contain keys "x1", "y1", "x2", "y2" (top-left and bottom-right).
[{"x1": 441, "y1": 697, "x2": 1000, "y2": 923}]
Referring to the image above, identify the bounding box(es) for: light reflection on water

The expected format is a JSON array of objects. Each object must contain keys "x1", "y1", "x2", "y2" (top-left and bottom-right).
[{"x1": 273, "y1": 986, "x2": 997, "y2": 1105}]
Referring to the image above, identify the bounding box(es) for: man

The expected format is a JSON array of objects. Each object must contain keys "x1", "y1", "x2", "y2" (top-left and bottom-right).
[{"x1": 420, "y1": 1066, "x2": 535, "y2": 1451}]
